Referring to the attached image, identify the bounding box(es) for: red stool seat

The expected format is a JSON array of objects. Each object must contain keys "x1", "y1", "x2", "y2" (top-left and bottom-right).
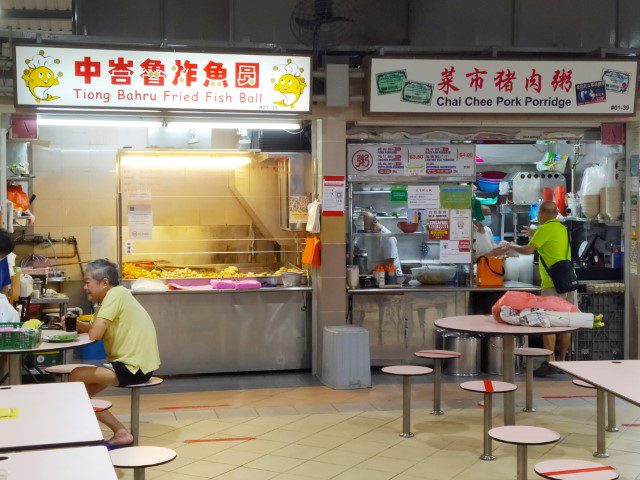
[{"x1": 461, "y1": 380, "x2": 517, "y2": 394}]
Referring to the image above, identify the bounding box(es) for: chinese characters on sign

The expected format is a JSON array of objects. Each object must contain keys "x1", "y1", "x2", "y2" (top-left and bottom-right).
[
  {"x1": 370, "y1": 58, "x2": 637, "y2": 114},
  {"x1": 347, "y1": 144, "x2": 476, "y2": 179},
  {"x1": 15, "y1": 45, "x2": 311, "y2": 112}
]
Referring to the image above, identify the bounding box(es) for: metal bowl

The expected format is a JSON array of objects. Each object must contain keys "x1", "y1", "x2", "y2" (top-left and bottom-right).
[{"x1": 411, "y1": 265, "x2": 457, "y2": 285}]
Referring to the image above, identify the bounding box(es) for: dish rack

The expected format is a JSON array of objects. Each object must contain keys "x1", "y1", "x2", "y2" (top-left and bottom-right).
[{"x1": 0, "y1": 323, "x2": 42, "y2": 350}]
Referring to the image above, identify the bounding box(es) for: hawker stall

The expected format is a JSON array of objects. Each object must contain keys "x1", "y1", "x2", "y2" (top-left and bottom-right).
[{"x1": 117, "y1": 149, "x2": 312, "y2": 375}]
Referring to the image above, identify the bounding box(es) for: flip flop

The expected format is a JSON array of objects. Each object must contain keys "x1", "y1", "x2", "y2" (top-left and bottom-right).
[{"x1": 102, "y1": 440, "x2": 133, "y2": 451}]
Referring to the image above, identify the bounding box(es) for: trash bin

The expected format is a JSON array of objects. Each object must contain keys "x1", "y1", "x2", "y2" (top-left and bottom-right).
[
  {"x1": 444, "y1": 332, "x2": 481, "y2": 376},
  {"x1": 484, "y1": 335, "x2": 527, "y2": 375},
  {"x1": 321, "y1": 325, "x2": 371, "y2": 389}
]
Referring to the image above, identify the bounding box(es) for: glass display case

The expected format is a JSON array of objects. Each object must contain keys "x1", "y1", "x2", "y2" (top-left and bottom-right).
[{"x1": 116, "y1": 149, "x2": 311, "y2": 281}]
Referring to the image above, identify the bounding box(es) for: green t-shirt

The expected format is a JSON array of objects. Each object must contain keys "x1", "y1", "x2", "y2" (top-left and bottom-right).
[
  {"x1": 96, "y1": 286, "x2": 161, "y2": 374},
  {"x1": 529, "y1": 219, "x2": 571, "y2": 289}
]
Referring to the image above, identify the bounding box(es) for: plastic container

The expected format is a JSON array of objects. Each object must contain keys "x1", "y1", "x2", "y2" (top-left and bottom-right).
[
  {"x1": 282, "y1": 272, "x2": 303, "y2": 287},
  {"x1": 477, "y1": 178, "x2": 501, "y2": 193},
  {"x1": 444, "y1": 333, "x2": 481, "y2": 376},
  {"x1": 321, "y1": 325, "x2": 371, "y2": 389},
  {"x1": 80, "y1": 340, "x2": 106, "y2": 360}
]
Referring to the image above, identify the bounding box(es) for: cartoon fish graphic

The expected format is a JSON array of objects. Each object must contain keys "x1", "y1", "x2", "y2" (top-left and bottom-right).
[
  {"x1": 273, "y1": 60, "x2": 307, "y2": 108},
  {"x1": 21, "y1": 51, "x2": 61, "y2": 103}
]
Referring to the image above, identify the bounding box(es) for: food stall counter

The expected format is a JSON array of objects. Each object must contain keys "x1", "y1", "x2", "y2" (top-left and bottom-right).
[{"x1": 348, "y1": 281, "x2": 540, "y2": 294}]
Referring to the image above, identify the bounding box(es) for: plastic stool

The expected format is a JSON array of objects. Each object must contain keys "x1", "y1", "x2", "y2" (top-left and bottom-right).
[
  {"x1": 515, "y1": 347, "x2": 553, "y2": 412},
  {"x1": 117, "y1": 377, "x2": 163, "y2": 445},
  {"x1": 490, "y1": 426, "x2": 560, "y2": 480},
  {"x1": 414, "y1": 349, "x2": 461, "y2": 415},
  {"x1": 45, "y1": 363, "x2": 95, "y2": 382},
  {"x1": 535, "y1": 459, "x2": 618, "y2": 479},
  {"x1": 382, "y1": 365, "x2": 432, "y2": 438},
  {"x1": 91, "y1": 398, "x2": 112, "y2": 412},
  {"x1": 110, "y1": 446, "x2": 176, "y2": 480},
  {"x1": 460, "y1": 380, "x2": 517, "y2": 461}
]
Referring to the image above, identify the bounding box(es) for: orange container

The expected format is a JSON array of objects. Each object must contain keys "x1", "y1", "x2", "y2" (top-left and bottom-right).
[
  {"x1": 476, "y1": 256, "x2": 504, "y2": 287},
  {"x1": 554, "y1": 186, "x2": 566, "y2": 215}
]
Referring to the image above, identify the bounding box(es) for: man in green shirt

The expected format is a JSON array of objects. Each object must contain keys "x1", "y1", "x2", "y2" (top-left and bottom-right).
[{"x1": 509, "y1": 201, "x2": 576, "y2": 376}]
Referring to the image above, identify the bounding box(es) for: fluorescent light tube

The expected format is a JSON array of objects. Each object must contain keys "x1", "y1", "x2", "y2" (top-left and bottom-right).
[
  {"x1": 38, "y1": 117, "x2": 163, "y2": 128},
  {"x1": 166, "y1": 121, "x2": 300, "y2": 130}
]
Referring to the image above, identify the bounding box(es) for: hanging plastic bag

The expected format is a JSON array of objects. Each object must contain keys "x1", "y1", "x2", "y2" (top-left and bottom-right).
[
  {"x1": 536, "y1": 152, "x2": 568, "y2": 172},
  {"x1": 302, "y1": 236, "x2": 321, "y2": 266},
  {"x1": 306, "y1": 198, "x2": 321, "y2": 234},
  {"x1": 6, "y1": 184, "x2": 30, "y2": 212},
  {"x1": 578, "y1": 165, "x2": 606, "y2": 196},
  {"x1": 0, "y1": 293, "x2": 20, "y2": 323}
]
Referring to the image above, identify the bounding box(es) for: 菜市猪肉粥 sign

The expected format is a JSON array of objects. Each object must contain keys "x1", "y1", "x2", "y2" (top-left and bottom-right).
[
  {"x1": 368, "y1": 58, "x2": 637, "y2": 114},
  {"x1": 14, "y1": 45, "x2": 311, "y2": 112}
]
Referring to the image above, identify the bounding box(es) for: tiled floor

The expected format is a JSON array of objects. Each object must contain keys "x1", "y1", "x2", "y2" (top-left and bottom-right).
[{"x1": 102, "y1": 373, "x2": 640, "y2": 480}]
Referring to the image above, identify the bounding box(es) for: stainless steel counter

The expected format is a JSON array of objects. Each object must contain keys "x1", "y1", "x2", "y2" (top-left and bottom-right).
[
  {"x1": 348, "y1": 281, "x2": 540, "y2": 294},
  {"x1": 132, "y1": 287, "x2": 311, "y2": 375},
  {"x1": 347, "y1": 281, "x2": 540, "y2": 365}
]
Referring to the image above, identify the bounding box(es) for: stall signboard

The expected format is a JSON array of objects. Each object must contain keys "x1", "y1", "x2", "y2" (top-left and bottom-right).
[
  {"x1": 368, "y1": 58, "x2": 637, "y2": 114},
  {"x1": 14, "y1": 45, "x2": 312, "y2": 112},
  {"x1": 347, "y1": 144, "x2": 475, "y2": 178}
]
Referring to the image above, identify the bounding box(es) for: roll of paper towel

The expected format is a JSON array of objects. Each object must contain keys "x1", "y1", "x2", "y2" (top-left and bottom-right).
[{"x1": 518, "y1": 255, "x2": 534, "y2": 284}]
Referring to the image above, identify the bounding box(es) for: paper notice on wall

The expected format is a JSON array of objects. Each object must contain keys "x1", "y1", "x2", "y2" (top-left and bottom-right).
[
  {"x1": 408, "y1": 185, "x2": 440, "y2": 209},
  {"x1": 429, "y1": 219, "x2": 449, "y2": 240},
  {"x1": 450, "y1": 209, "x2": 472, "y2": 241},
  {"x1": 406, "y1": 148, "x2": 426, "y2": 176},
  {"x1": 631, "y1": 240, "x2": 638, "y2": 275},
  {"x1": 127, "y1": 192, "x2": 153, "y2": 240},
  {"x1": 440, "y1": 240, "x2": 472, "y2": 264},
  {"x1": 440, "y1": 185, "x2": 472, "y2": 209},
  {"x1": 322, "y1": 176, "x2": 346, "y2": 216},
  {"x1": 406, "y1": 209, "x2": 427, "y2": 224}
]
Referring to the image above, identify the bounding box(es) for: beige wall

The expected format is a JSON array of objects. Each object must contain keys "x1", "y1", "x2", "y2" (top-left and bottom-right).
[{"x1": 30, "y1": 127, "x2": 307, "y2": 279}]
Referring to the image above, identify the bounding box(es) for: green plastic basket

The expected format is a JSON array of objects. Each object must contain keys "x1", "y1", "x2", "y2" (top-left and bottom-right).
[{"x1": 0, "y1": 323, "x2": 42, "y2": 350}]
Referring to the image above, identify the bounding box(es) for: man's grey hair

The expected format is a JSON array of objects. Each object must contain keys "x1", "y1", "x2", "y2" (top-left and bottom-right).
[{"x1": 85, "y1": 259, "x2": 120, "y2": 286}]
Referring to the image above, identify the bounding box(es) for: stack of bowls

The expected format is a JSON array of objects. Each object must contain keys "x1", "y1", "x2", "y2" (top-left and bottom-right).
[{"x1": 476, "y1": 171, "x2": 506, "y2": 193}]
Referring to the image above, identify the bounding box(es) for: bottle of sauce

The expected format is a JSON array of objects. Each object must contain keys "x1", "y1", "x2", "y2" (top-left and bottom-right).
[
  {"x1": 374, "y1": 265, "x2": 386, "y2": 287},
  {"x1": 385, "y1": 265, "x2": 397, "y2": 285}
]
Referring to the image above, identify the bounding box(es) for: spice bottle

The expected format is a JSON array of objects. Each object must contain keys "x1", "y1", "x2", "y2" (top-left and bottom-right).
[{"x1": 374, "y1": 265, "x2": 386, "y2": 287}]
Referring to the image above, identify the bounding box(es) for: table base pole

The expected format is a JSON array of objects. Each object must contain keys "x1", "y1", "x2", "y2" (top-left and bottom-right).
[
  {"x1": 432, "y1": 359, "x2": 444, "y2": 415},
  {"x1": 594, "y1": 388, "x2": 609, "y2": 458},
  {"x1": 480, "y1": 392, "x2": 495, "y2": 461},
  {"x1": 606, "y1": 392, "x2": 618, "y2": 432},
  {"x1": 8, "y1": 353, "x2": 21, "y2": 385},
  {"x1": 503, "y1": 335, "x2": 516, "y2": 425}
]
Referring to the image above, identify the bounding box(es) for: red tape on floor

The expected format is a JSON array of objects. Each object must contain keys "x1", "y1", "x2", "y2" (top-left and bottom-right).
[
  {"x1": 158, "y1": 405, "x2": 230, "y2": 410},
  {"x1": 483, "y1": 380, "x2": 494, "y2": 393},
  {"x1": 184, "y1": 437, "x2": 255, "y2": 443},
  {"x1": 622, "y1": 423, "x2": 640, "y2": 427},
  {"x1": 540, "y1": 465, "x2": 614, "y2": 476}
]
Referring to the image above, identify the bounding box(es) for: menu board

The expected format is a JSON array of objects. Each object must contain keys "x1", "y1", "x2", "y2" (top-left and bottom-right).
[{"x1": 347, "y1": 143, "x2": 476, "y2": 178}]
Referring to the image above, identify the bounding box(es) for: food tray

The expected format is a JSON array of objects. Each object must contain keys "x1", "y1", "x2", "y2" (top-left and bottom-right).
[{"x1": 0, "y1": 324, "x2": 42, "y2": 350}]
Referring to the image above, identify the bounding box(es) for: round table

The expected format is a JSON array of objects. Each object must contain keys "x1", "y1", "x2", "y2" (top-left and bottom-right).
[
  {"x1": 0, "y1": 330, "x2": 94, "y2": 385},
  {"x1": 434, "y1": 315, "x2": 577, "y2": 425}
]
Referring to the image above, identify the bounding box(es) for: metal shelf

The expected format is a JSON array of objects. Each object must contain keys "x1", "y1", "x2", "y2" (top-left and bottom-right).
[
  {"x1": 352, "y1": 190, "x2": 392, "y2": 194},
  {"x1": 7, "y1": 176, "x2": 34, "y2": 181}
]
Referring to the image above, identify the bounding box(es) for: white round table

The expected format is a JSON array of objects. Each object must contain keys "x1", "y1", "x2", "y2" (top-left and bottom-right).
[
  {"x1": 0, "y1": 330, "x2": 94, "y2": 385},
  {"x1": 434, "y1": 315, "x2": 577, "y2": 425}
]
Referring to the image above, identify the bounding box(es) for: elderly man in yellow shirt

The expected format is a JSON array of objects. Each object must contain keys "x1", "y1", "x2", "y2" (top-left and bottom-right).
[{"x1": 68, "y1": 259, "x2": 161, "y2": 449}]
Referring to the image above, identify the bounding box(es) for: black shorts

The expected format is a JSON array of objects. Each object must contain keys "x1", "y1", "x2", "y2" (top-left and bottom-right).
[{"x1": 111, "y1": 361, "x2": 153, "y2": 387}]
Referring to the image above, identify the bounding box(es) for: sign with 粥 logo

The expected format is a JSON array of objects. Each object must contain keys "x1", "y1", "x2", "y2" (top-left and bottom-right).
[
  {"x1": 14, "y1": 44, "x2": 312, "y2": 113},
  {"x1": 368, "y1": 57, "x2": 637, "y2": 114}
]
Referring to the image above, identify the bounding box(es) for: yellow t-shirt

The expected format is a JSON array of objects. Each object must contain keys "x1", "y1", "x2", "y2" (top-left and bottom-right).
[
  {"x1": 96, "y1": 286, "x2": 161, "y2": 374},
  {"x1": 529, "y1": 219, "x2": 571, "y2": 290}
]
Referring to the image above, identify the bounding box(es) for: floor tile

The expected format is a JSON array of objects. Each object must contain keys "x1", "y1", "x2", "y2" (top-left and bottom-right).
[
  {"x1": 214, "y1": 467, "x2": 279, "y2": 480},
  {"x1": 174, "y1": 460, "x2": 237, "y2": 478},
  {"x1": 287, "y1": 461, "x2": 350, "y2": 479},
  {"x1": 244, "y1": 454, "x2": 306, "y2": 473}
]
